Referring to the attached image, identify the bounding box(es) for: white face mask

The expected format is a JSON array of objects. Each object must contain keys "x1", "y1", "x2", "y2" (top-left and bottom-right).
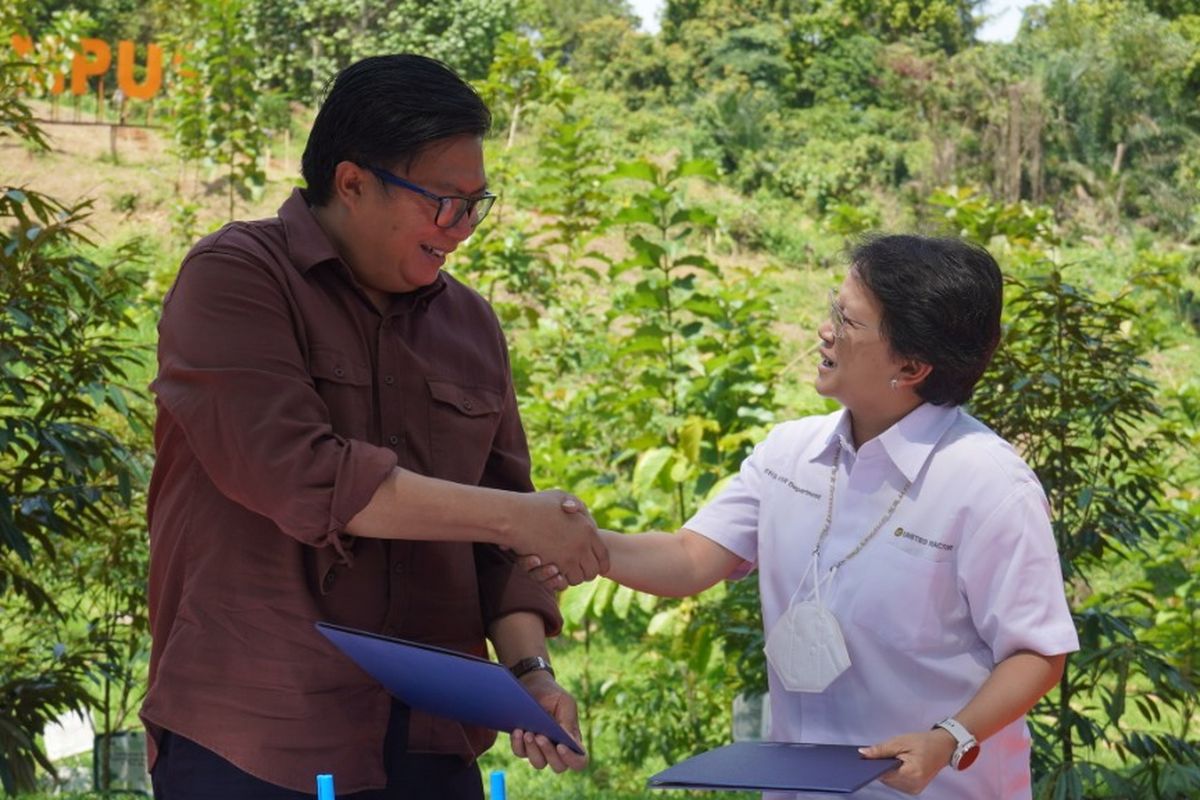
[{"x1": 764, "y1": 599, "x2": 851, "y2": 693}]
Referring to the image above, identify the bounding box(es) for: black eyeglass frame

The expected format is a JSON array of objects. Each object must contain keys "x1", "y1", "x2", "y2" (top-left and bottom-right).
[{"x1": 365, "y1": 165, "x2": 497, "y2": 229}]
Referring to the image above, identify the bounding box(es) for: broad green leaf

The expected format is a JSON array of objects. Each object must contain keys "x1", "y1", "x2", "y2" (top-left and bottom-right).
[
  {"x1": 633, "y1": 447, "x2": 673, "y2": 492},
  {"x1": 670, "y1": 159, "x2": 719, "y2": 181},
  {"x1": 647, "y1": 607, "x2": 683, "y2": 637},
  {"x1": 592, "y1": 577, "x2": 618, "y2": 616},
  {"x1": 560, "y1": 581, "x2": 601, "y2": 627},
  {"x1": 612, "y1": 584, "x2": 635, "y2": 619},
  {"x1": 607, "y1": 160, "x2": 658, "y2": 183},
  {"x1": 678, "y1": 417, "x2": 706, "y2": 465}
]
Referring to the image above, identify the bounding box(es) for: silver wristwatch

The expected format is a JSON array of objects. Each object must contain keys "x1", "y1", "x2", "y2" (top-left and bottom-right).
[
  {"x1": 509, "y1": 655, "x2": 555, "y2": 680},
  {"x1": 933, "y1": 717, "x2": 980, "y2": 770}
]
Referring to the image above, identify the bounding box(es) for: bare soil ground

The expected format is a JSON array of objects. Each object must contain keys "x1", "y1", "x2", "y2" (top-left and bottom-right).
[{"x1": 2, "y1": 109, "x2": 296, "y2": 252}]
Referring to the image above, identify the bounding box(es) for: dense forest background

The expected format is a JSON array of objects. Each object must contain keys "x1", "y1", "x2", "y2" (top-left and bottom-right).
[{"x1": 2, "y1": 0, "x2": 1199, "y2": 798}]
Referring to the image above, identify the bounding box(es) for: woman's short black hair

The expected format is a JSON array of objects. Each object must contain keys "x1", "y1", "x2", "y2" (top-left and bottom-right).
[
  {"x1": 850, "y1": 234, "x2": 1003, "y2": 407},
  {"x1": 301, "y1": 54, "x2": 491, "y2": 206}
]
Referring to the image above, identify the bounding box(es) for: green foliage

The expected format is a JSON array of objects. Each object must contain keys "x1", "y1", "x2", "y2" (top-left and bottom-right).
[
  {"x1": 928, "y1": 184, "x2": 1059, "y2": 246},
  {"x1": 799, "y1": 33, "x2": 885, "y2": 108},
  {"x1": 600, "y1": 641, "x2": 733, "y2": 787},
  {"x1": 0, "y1": 636, "x2": 100, "y2": 796},
  {"x1": 23, "y1": 0, "x2": 158, "y2": 44},
  {"x1": 588, "y1": 157, "x2": 780, "y2": 527},
  {"x1": 566, "y1": 15, "x2": 688, "y2": 111},
  {"x1": 1024, "y1": 1, "x2": 1200, "y2": 233},
  {"x1": 521, "y1": 154, "x2": 782, "y2": 768},
  {"x1": 0, "y1": 34, "x2": 149, "y2": 793},
  {"x1": 0, "y1": 190, "x2": 148, "y2": 794},
  {"x1": 58, "y1": 502, "x2": 151, "y2": 791},
  {"x1": 0, "y1": 188, "x2": 146, "y2": 606},
  {"x1": 0, "y1": 3, "x2": 49, "y2": 151},
  {"x1": 169, "y1": 0, "x2": 267, "y2": 220},
  {"x1": 480, "y1": 32, "x2": 567, "y2": 148},
  {"x1": 10, "y1": 9, "x2": 95, "y2": 98},
  {"x1": 274, "y1": 0, "x2": 517, "y2": 99},
  {"x1": 516, "y1": 0, "x2": 638, "y2": 62},
  {"x1": 765, "y1": 106, "x2": 916, "y2": 214}
]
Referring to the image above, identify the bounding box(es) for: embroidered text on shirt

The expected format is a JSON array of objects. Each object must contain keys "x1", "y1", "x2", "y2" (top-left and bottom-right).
[
  {"x1": 763, "y1": 467, "x2": 822, "y2": 500},
  {"x1": 892, "y1": 526, "x2": 954, "y2": 552}
]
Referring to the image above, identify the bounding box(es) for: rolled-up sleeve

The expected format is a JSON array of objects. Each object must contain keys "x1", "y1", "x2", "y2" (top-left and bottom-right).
[{"x1": 152, "y1": 240, "x2": 397, "y2": 551}]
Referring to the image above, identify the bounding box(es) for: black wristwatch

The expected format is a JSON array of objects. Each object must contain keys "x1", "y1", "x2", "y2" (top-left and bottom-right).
[
  {"x1": 509, "y1": 655, "x2": 555, "y2": 681},
  {"x1": 933, "y1": 717, "x2": 980, "y2": 771}
]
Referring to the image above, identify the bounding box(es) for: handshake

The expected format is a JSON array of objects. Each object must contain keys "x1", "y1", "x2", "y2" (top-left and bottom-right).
[{"x1": 508, "y1": 490, "x2": 608, "y2": 587}]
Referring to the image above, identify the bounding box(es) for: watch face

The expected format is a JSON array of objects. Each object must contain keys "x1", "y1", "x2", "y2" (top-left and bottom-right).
[{"x1": 957, "y1": 744, "x2": 981, "y2": 771}]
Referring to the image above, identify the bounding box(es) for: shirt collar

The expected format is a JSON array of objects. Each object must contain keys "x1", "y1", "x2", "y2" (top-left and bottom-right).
[
  {"x1": 802, "y1": 403, "x2": 960, "y2": 483},
  {"x1": 279, "y1": 187, "x2": 449, "y2": 307},
  {"x1": 280, "y1": 188, "x2": 341, "y2": 274},
  {"x1": 877, "y1": 403, "x2": 960, "y2": 483},
  {"x1": 802, "y1": 409, "x2": 854, "y2": 465}
]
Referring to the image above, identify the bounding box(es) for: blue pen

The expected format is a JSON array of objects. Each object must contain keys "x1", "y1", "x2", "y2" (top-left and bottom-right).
[
  {"x1": 316, "y1": 773, "x2": 335, "y2": 800},
  {"x1": 489, "y1": 769, "x2": 506, "y2": 800}
]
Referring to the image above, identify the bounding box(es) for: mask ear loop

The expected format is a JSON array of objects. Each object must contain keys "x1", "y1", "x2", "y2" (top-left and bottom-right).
[
  {"x1": 784, "y1": 549, "x2": 840, "y2": 611},
  {"x1": 811, "y1": 563, "x2": 837, "y2": 607}
]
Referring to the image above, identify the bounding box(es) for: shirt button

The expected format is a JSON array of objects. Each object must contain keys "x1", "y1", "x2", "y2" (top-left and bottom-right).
[
  {"x1": 393, "y1": 562, "x2": 404, "y2": 574},
  {"x1": 334, "y1": 367, "x2": 345, "y2": 377},
  {"x1": 462, "y1": 399, "x2": 473, "y2": 411},
  {"x1": 388, "y1": 435, "x2": 399, "y2": 445},
  {"x1": 322, "y1": 570, "x2": 336, "y2": 592},
  {"x1": 384, "y1": 375, "x2": 394, "y2": 385}
]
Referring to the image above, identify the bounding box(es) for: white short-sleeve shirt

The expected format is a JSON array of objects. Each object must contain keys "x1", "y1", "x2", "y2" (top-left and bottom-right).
[{"x1": 686, "y1": 404, "x2": 1079, "y2": 800}]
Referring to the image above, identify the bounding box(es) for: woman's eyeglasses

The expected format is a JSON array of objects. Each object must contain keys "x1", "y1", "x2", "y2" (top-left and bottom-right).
[{"x1": 828, "y1": 289, "x2": 876, "y2": 339}]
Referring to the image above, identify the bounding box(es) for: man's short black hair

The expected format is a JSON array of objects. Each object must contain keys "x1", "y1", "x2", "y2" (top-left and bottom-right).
[
  {"x1": 301, "y1": 54, "x2": 491, "y2": 206},
  {"x1": 850, "y1": 234, "x2": 1003, "y2": 407}
]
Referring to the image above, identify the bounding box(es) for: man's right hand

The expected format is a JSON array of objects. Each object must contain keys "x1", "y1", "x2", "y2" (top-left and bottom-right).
[{"x1": 509, "y1": 491, "x2": 608, "y2": 585}]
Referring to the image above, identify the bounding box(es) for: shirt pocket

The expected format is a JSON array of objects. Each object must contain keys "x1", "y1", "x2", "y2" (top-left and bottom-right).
[
  {"x1": 426, "y1": 378, "x2": 504, "y2": 485},
  {"x1": 309, "y1": 346, "x2": 372, "y2": 440},
  {"x1": 847, "y1": 543, "x2": 963, "y2": 652}
]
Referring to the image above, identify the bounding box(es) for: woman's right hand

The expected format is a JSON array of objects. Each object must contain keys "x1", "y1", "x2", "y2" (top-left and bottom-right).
[
  {"x1": 508, "y1": 491, "x2": 607, "y2": 586},
  {"x1": 516, "y1": 495, "x2": 592, "y2": 591}
]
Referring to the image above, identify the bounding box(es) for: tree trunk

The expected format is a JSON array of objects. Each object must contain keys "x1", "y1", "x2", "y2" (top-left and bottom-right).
[
  {"x1": 506, "y1": 101, "x2": 522, "y2": 150},
  {"x1": 1006, "y1": 84, "x2": 1022, "y2": 203},
  {"x1": 1030, "y1": 96, "x2": 1044, "y2": 204}
]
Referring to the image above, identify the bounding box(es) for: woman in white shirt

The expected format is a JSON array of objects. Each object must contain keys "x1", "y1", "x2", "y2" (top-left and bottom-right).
[{"x1": 520, "y1": 234, "x2": 1079, "y2": 798}]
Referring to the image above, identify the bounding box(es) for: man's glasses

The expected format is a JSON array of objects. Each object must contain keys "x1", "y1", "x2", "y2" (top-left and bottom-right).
[
  {"x1": 366, "y1": 166, "x2": 497, "y2": 229},
  {"x1": 828, "y1": 289, "x2": 875, "y2": 339}
]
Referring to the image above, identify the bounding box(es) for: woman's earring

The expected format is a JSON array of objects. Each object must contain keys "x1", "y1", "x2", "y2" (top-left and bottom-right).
[{"x1": 890, "y1": 378, "x2": 898, "y2": 390}]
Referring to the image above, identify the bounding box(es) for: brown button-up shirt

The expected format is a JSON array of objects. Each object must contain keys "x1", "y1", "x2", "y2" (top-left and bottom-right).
[{"x1": 141, "y1": 188, "x2": 561, "y2": 793}]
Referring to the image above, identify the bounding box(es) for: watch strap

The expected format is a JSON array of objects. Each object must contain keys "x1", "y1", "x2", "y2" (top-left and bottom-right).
[
  {"x1": 933, "y1": 717, "x2": 979, "y2": 770},
  {"x1": 509, "y1": 655, "x2": 555, "y2": 680}
]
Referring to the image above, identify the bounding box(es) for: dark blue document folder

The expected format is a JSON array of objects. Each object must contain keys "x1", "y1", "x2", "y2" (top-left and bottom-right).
[
  {"x1": 316, "y1": 622, "x2": 584, "y2": 755},
  {"x1": 648, "y1": 741, "x2": 899, "y2": 793}
]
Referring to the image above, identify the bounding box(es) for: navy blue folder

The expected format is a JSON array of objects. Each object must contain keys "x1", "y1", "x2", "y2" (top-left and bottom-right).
[
  {"x1": 647, "y1": 741, "x2": 899, "y2": 793},
  {"x1": 315, "y1": 622, "x2": 584, "y2": 755}
]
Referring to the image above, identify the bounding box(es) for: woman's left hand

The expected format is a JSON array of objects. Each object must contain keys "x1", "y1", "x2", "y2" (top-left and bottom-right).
[
  {"x1": 509, "y1": 671, "x2": 588, "y2": 773},
  {"x1": 858, "y1": 729, "x2": 955, "y2": 795}
]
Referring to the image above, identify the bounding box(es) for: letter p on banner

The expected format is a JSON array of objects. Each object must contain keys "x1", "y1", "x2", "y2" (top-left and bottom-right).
[{"x1": 71, "y1": 38, "x2": 110, "y2": 95}]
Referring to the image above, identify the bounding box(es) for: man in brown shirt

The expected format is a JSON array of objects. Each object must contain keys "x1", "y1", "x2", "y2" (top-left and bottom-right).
[{"x1": 141, "y1": 54, "x2": 605, "y2": 799}]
